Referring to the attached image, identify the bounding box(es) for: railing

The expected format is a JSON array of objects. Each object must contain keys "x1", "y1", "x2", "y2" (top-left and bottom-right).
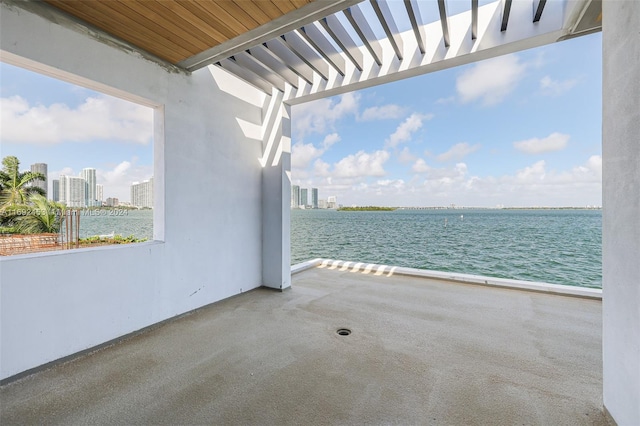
[
  {"x1": 0, "y1": 209, "x2": 81, "y2": 256},
  {"x1": 0, "y1": 233, "x2": 62, "y2": 256}
]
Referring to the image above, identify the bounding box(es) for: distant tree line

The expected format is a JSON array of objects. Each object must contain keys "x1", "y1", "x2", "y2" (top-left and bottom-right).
[{"x1": 337, "y1": 206, "x2": 397, "y2": 211}]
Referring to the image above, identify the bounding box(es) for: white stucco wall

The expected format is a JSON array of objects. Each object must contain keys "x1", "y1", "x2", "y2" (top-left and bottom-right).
[
  {"x1": 602, "y1": 2, "x2": 640, "y2": 425},
  {"x1": 0, "y1": 3, "x2": 270, "y2": 380}
]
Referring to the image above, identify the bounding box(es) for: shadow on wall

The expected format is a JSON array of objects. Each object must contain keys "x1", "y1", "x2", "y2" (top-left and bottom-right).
[{"x1": 208, "y1": 65, "x2": 291, "y2": 171}]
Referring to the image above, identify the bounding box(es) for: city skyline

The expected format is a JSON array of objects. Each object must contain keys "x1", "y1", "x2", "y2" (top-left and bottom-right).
[
  {"x1": 13, "y1": 159, "x2": 152, "y2": 207},
  {"x1": 291, "y1": 185, "x2": 336, "y2": 209}
]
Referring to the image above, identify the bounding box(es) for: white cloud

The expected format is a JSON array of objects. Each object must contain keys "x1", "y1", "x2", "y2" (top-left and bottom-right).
[
  {"x1": 313, "y1": 159, "x2": 331, "y2": 177},
  {"x1": 555, "y1": 155, "x2": 601, "y2": 184},
  {"x1": 291, "y1": 132, "x2": 340, "y2": 170},
  {"x1": 398, "y1": 147, "x2": 417, "y2": 164},
  {"x1": 376, "y1": 179, "x2": 405, "y2": 189},
  {"x1": 1, "y1": 95, "x2": 153, "y2": 145},
  {"x1": 412, "y1": 158, "x2": 429, "y2": 173},
  {"x1": 292, "y1": 92, "x2": 359, "y2": 138},
  {"x1": 385, "y1": 113, "x2": 433, "y2": 148},
  {"x1": 456, "y1": 54, "x2": 526, "y2": 106},
  {"x1": 584, "y1": 155, "x2": 602, "y2": 177},
  {"x1": 412, "y1": 159, "x2": 468, "y2": 181},
  {"x1": 512, "y1": 156, "x2": 601, "y2": 186},
  {"x1": 98, "y1": 160, "x2": 153, "y2": 201},
  {"x1": 436, "y1": 142, "x2": 481, "y2": 162},
  {"x1": 540, "y1": 75, "x2": 579, "y2": 96},
  {"x1": 304, "y1": 155, "x2": 601, "y2": 208},
  {"x1": 333, "y1": 150, "x2": 389, "y2": 178},
  {"x1": 359, "y1": 104, "x2": 405, "y2": 121},
  {"x1": 372, "y1": 179, "x2": 406, "y2": 195},
  {"x1": 291, "y1": 142, "x2": 323, "y2": 169},
  {"x1": 516, "y1": 160, "x2": 547, "y2": 182},
  {"x1": 513, "y1": 132, "x2": 570, "y2": 154},
  {"x1": 322, "y1": 133, "x2": 341, "y2": 148},
  {"x1": 49, "y1": 167, "x2": 74, "y2": 182}
]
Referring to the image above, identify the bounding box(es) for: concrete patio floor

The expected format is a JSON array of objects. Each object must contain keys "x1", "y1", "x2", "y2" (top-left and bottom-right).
[{"x1": 1, "y1": 266, "x2": 604, "y2": 425}]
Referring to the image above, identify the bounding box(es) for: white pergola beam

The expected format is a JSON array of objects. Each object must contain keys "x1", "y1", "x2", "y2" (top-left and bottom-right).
[
  {"x1": 437, "y1": 0, "x2": 450, "y2": 48},
  {"x1": 343, "y1": 5, "x2": 383, "y2": 66},
  {"x1": 281, "y1": 31, "x2": 330, "y2": 80},
  {"x1": 533, "y1": 0, "x2": 547, "y2": 22},
  {"x1": 472, "y1": 0, "x2": 478, "y2": 40},
  {"x1": 370, "y1": 0, "x2": 404, "y2": 60},
  {"x1": 217, "y1": 58, "x2": 273, "y2": 95},
  {"x1": 179, "y1": 0, "x2": 363, "y2": 71},
  {"x1": 285, "y1": 0, "x2": 579, "y2": 105},
  {"x1": 234, "y1": 52, "x2": 287, "y2": 92},
  {"x1": 318, "y1": 15, "x2": 364, "y2": 72},
  {"x1": 502, "y1": 0, "x2": 513, "y2": 31},
  {"x1": 404, "y1": 0, "x2": 426, "y2": 54},
  {"x1": 247, "y1": 45, "x2": 301, "y2": 89},
  {"x1": 264, "y1": 38, "x2": 315, "y2": 85},
  {"x1": 298, "y1": 23, "x2": 347, "y2": 76}
]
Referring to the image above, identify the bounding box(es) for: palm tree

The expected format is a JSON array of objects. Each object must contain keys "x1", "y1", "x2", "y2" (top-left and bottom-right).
[
  {"x1": 6, "y1": 194, "x2": 65, "y2": 234},
  {"x1": 0, "y1": 156, "x2": 46, "y2": 207}
]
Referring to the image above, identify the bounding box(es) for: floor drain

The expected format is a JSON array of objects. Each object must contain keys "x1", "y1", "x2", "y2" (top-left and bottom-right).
[{"x1": 336, "y1": 328, "x2": 351, "y2": 336}]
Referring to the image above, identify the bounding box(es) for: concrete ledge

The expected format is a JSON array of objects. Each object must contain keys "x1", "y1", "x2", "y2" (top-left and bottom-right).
[
  {"x1": 294, "y1": 258, "x2": 602, "y2": 300},
  {"x1": 0, "y1": 239, "x2": 164, "y2": 261},
  {"x1": 291, "y1": 258, "x2": 323, "y2": 275}
]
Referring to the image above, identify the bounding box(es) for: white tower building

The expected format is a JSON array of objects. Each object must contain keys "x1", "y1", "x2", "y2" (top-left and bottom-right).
[
  {"x1": 96, "y1": 184, "x2": 104, "y2": 205},
  {"x1": 130, "y1": 177, "x2": 153, "y2": 208},
  {"x1": 80, "y1": 168, "x2": 97, "y2": 207},
  {"x1": 59, "y1": 175, "x2": 86, "y2": 208}
]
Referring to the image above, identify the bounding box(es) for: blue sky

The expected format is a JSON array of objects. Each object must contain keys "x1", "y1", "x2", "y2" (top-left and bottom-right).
[
  {"x1": 1, "y1": 63, "x2": 154, "y2": 201},
  {"x1": 291, "y1": 32, "x2": 602, "y2": 207},
  {"x1": 1, "y1": 32, "x2": 600, "y2": 206}
]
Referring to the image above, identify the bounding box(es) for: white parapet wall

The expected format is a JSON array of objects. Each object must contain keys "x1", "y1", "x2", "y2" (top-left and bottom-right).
[
  {"x1": 292, "y1": 259, "x2": 602, "y2": 300},
  {"x1": 0, "y1": 2, "x2": 269, "y2": 381}
]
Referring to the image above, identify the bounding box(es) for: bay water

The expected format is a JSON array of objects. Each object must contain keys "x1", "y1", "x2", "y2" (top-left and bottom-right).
[
  {"x1": 78, "y1": 209, "x2": 153, "y2": 240},
  {"x1": 79, "y1": 208, "x2": 602, "y2": 288},
  {"x1": 291, "y1": 209, "x2": 602, "y2": 288}
]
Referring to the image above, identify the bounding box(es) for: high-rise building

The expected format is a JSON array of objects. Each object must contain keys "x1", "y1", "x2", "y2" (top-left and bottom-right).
[
  {"x1": 327, "y1": 196, "x2": 337, "y2": 209},
  {"x1": 291, "y1": 185, "x2": 300, "y2": 208},
  {"x1": 30, "y1": 163, "x2": 47, "y2": 197},
  {"x1": 52, "y1": 179, "x2": 60, "y2": 202},
  {"x1": 130, "y1": 177, "x2": 153, "y2": 208},
  {"x1": 105, "y1": 197, "x2": 119, "y2": 207},
  {"x1": 59, "y1": 175, "x2": 86, "y2": 208},
  {"x1": 96, "y1": 184, "x2": 104, "y2": 205},
  {"x1": 311, "y1": 188, "x2": 318, "y2": 209},
  {"x1": 300, "y1": 188, "x2": 308, "y2": 207},
  {"x1": 81, "y1": 168, "x2": 97, "y2": 207}
]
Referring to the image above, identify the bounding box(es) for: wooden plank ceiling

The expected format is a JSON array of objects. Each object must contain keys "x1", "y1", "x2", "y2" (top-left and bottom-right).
[{"x1": 43, "y1": 0, "x2": 314, "y2": 64}]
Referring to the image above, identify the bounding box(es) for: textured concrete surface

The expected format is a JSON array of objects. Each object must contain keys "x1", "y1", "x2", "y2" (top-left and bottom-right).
[
  {"x1": 602, "y1": 1, "x2": 640, "y2": 423},
  {"x1": 1, "y1": 267, "x2": 604, "y2": 425}
]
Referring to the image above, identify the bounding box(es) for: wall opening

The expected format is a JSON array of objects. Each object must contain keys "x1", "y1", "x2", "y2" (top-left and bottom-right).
[
  {"x1": 290, "y1": 33, "x2": 602, "y2": 289},
  {"x1": 0, "y1": 59, "x2": 159, "y2": 256}
]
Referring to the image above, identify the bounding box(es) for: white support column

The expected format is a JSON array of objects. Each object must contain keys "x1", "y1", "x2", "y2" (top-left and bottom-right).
[
  {"x1": 602, "y1": 1, "x2": 640, "y2": 425},
  {"x1": 261, "y1": 90, "x2": 292, "y2": 290}
]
